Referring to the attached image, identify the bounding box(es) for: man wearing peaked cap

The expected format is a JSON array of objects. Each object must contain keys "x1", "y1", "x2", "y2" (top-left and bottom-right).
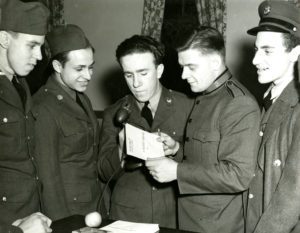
[
  {"x1": 32, "y1": 24, "x2": 107, "y2": 221},
  {"x1": 0, "y1": 0, "x2": 52, "y2": 233},
  {"x1": 246, "y1": 1, "x2": 300, "y2": 233}
]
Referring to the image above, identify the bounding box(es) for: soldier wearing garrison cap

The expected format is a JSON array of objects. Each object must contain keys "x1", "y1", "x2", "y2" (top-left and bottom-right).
[
  {"x1": 32, "y1": 24, "x2": 107, "y2": 221},
  {"x1": 0, "y1": 0, "x2": 51, "y2": 232},
  {"x1": 246, "y1": 1, "x2": 300, "y2": 233},
  {"x1": 144, "y1": 27, "x2": 260, "y2": 233}
]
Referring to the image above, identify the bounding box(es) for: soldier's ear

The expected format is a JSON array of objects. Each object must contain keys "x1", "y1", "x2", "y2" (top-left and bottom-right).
[
  {"x1": 52, "y1": 60, "x2": 62, "y2": 73},
  {"x1": 0, "y1": 31, "x2": 9, "y2": 49},
  {"x1": 289, "y1": 45, "x2": 300, "y2": 62},
  {"x1": 157, "y1": 64, "x2": 164, "y2": 80},
  {"x1": 209, "y1": 53, "x2": 222, "y2": 72}
]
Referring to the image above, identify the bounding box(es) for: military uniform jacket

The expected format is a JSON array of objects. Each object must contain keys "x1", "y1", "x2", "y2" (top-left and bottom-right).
[
  {"x1": 246, "y1": 81, "x2": 300, "y2": 233},
  {"x1": 32, "y1": 77, "x2": 103, "y2": 221},
  {"x1": 0, "y1": 75, "x2": 40, "y2": 229},
  {"x1": 177, "y1": 70, "x2": 261, "y2": 233},
  {"x1": 98, "y1": 87, "x2": 193, "y2": 228}
]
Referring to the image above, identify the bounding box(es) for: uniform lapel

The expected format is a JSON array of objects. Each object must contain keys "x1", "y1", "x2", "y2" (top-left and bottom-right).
[
  {"x1": 45, "y1": 77, "x2": 89, "y2": 122},
  {"x1": 126, "y1": 95, "x2": 147, "y2": 130},
  {"x1": 258, "y1": 81, "x2": 299, "y2": 169},
  {"x1": 152, "y1": 87, "x2": 175, "y2": 130},
  {"x1": 0, "y1": 75, "x2": 25, "y2": 111},
  {"x1": 77, "y1": 92, "x2": 99, "y2": 134}
]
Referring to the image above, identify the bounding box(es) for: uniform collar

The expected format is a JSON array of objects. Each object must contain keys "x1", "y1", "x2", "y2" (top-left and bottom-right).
[
  {"x1": 135, "y1": 84, "x2": 162, "y2": 116},
  {"x1": 203, "y1": 68, "x2": 232, "y2": 94},
  {"x1": 264, "y1": 75, "x2": 294, "y2": 103}
]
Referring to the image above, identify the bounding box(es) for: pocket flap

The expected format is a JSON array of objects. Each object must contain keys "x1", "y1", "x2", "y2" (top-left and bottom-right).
[
  {"x1": 65, "y1": 183, "x2": 92, "y2": 203},
  {"x1": 0, "y1": 182, "x2": 32, "y2": 203},
  {"x1": 193, "y1": 131, "x2": 220, "y2": 142},
  {"x1": 60, "y1": 120, "x2": 87, "y2": 137}
]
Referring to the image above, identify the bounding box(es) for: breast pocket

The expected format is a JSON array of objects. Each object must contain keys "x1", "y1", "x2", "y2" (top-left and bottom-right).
[
  {"x1": 192, "y1": 131, "x2": 220, "y2": 166},
  {"x1": 60, "y1": 118, "x2": 90, "y2": 155},
  {"x1": 0, "y1": 114, "x2": 21, "y2": 156},
  {"x1": 0, "y1": 181, "x2": 32, "y2": 203},
  {"x1": 65, "y1": 183, "x2": 92, "y2": 203}
]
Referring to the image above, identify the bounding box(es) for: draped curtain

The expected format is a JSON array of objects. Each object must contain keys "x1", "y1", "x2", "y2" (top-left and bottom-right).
[
  {"x1": 45, "y1": 0, "x2": 65, "y2": 30},
  {"x1": 141, "y1": 0, "x2": 165, "y2": 41},
  {"x1": 195, "y1": 0, "x2": 227, "y2": 36}
]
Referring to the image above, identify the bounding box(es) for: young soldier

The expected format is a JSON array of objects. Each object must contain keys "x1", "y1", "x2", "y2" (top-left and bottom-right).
[
  {"x1": 146, "y1": 27, "x2": 260, "y2": 233},
  {"x1": 246, "y1": 1, "x2": 300, "y2": 233},
  {"x1": 98, "y1": 35, "x2": 193, "y2": 228},
  {"x1": 0, "y1": 0, "x2": 51, "y2": 232}
]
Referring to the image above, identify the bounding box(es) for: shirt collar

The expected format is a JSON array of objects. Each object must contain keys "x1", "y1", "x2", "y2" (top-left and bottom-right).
[
  {"x1": 264, "y1": 75, "x2": 294, "y2": 103},
  {"x1": 136, "y1": 84, "x2": 162, "y2": 116}
]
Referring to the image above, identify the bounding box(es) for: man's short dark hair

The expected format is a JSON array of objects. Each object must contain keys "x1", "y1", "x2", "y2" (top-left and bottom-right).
[
  {"x1": 116, "y1": 35, "x2": 165, "y2": 66},
  {"x1": 282, "y1": 33, "x2": 300, "y2": 52},
  {"x1": 176, "y1": 26, "x2": 225, "y2": 59}
]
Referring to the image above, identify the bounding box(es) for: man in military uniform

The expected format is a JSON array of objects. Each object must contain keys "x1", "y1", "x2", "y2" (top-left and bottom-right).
[
  {"x1": 33, "y1": 24, "x2": 106, "y2": 221},
  {"x1": 0, "y1": 0, "x2": 52, "y2": 232},
  {"x1": 146, "y1": 26, "x2": 260, "y2": 233},
  {"x1": 246, "y1": 1, "x2": 300, "y2": 233},
  {"x1": 98, "y1": 35, "x2": 193, "y2": 228}
]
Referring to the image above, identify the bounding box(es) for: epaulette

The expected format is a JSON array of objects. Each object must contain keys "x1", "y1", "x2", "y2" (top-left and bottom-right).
[{"x1": 225, "y1": 80, "x2": 246, "y2": 97}]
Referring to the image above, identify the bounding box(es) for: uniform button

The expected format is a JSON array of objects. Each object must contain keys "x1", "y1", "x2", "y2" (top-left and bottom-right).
[
  {"x1": 185, "y1": 137, "x2": 190, "y2": 142},
  {"x1": 2, "y1": 196, "x2": 7, "y2": 202},
  {"x1": 57, "y1": 95, "x2": 63, "y2": 100},
  {"x1": 172, "y1": 131, "x2": 176, "y2": 135},
  {"x1": 31, "y1": 157, "x2": 34, "y2": 161},
  {"x1": 166, "y1": 97, "x2": 172, "y2": 104},
  {"x1": 273, "y1": 159, "x2": 281, "y2": 167},
  {"x1": 188, "y1": 118, "x2": 192, "y2": 123},
  {"x1": 44, "y1": 88, "x2": 48, "y2": 92},
  {"x1": 152, "y1": 187, "x2": 157, "y2": 191},
  {"x1": 249, "y1": 193, "x2": 254, "y2": 199},
  {"x1": 25, "y1": 115, "x2": 28, "y2": 119},
  {"x1": 3, "y1": 117, "x2": 8, "y2": 123},
  {"x1": 73, "y1": 197, "x2": 77, "y2": 201},
  {"x1": 27, "y1": 136, "x2": 31, "y2": 140},
  {"x1": 253, "y1": 173, "x2": 256, "y2": 177},
  {"x1": 35, "y1": 176, "x2": 39, "y2": 180},
  {"x1": 259, "y1": 131, "x2": 263, "y2": 136},
  {"x1": 196, "y1": 100, "x2": 200, "y2": 104}
]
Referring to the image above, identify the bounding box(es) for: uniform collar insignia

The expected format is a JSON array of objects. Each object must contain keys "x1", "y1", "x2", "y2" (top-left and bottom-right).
[{"x1": 264, "y1": 5, "x2": 271, "y2": 15}]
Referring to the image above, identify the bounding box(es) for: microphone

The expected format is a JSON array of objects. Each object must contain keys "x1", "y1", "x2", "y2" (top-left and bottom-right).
[
  {"x1": 115, "y1": 102, "x2": 131, "y2": 125},
  {"x1": 115, "y1": 101, "x2": 143, "y2": 171}
]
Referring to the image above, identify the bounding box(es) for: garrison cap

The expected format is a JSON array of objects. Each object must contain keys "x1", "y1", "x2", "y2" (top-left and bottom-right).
[
  {"x1": 46, "y1": 24, "x2": 91, "y2": 58},
  {"x1": 247, "y1": 0, "x2": 300, "y2": 38},
  {"x1": 0, "y1": 0, "x2": 49, "y2": 35}
]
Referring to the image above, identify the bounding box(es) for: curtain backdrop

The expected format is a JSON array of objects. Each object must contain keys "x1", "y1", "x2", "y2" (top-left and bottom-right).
[
  {"x1": 45, "y1": 0, "x2": 65, "y2": 30},
  {"x1": 195, "y1": 0, "x2": 227, "y2": 36},
  {"x1": 141, "y1": 0, "x2": 165, "y2": 41}
]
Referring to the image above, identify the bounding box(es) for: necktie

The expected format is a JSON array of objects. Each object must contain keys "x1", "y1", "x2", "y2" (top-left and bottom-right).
[
  {"x1": 263, "y1": 91, "x2": 273, "y2": 111},
  {"x1": 141, "y1": 101, "x2": 153, "y2": 127},
  {"x1": 12, "y1": 76, "x2": 26, "y2": 108},
  {"x1": 76, "y1": 93, "x2": 87, "y2": 115}
]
